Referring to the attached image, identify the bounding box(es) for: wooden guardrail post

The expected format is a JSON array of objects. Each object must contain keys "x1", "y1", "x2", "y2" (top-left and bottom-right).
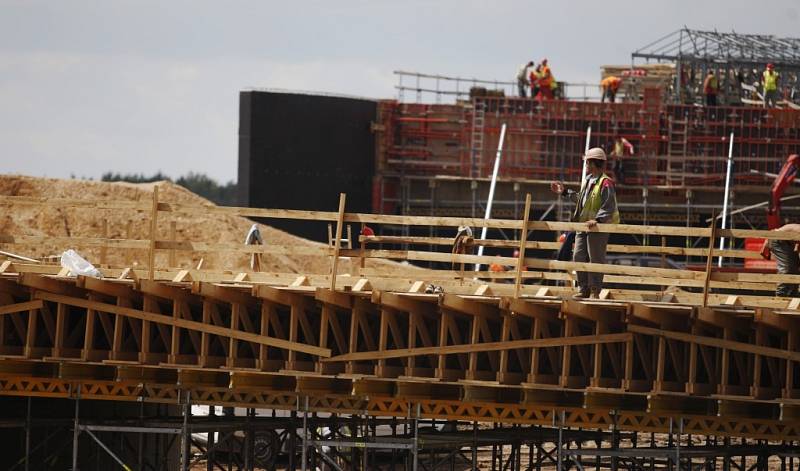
[
  {"x1": 514, "y1": 194, "x2": 532, "y2": 298},
  {"x1": 148, "y1": 186, "x2": 159, "y2": 280},
  {"x1": 169, "y1": 220, "x2": 177, "y2": 268},
  {"x1": 330, "y1": 193, "x2": 346, "y2": 291},
  {"x1": 702, "y1": 211, "x2": 717, "y2": 308},
  {"x1": 99, "y1": 218, "x2": 108, "y2": 266}
]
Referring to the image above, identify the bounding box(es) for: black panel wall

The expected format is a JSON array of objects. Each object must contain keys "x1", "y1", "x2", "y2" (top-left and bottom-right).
[{"x1": 238, "y1": 91, "x2": 377, "y2": 242}]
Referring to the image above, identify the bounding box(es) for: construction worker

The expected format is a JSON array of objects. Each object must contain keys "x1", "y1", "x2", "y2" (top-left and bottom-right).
[
  {"x1": 600, "y1": 76, "x2": 622, "y2": 103},
  {"x1": 768, "y1": 224, "x2": 800, "y2": 297},
  {"x1": 529, "y1": 64, "x2": 541, "y2": 98},
  {"x1": 516, "y1": 61, "x2": 535, "y2": 97},
  {"x1": 609, "y1": 136, "x2": 634, "y2": 184},
  {"x1": 763, "y1": 63, "x2": 779, "y2": 107},
  {"x1": 550, "y1": 147, "x2": 620, "y2": 298},
  {"x1": 537, "y1": 59, "x2": 555, "y2": 100},
  {"x1": 702, "y1": 70, "x2": 718, "y2": 106}
]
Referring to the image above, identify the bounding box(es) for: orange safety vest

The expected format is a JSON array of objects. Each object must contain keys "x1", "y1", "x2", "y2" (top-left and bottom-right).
[{"x1": 538, "y1": 66, "x2": 553, "y2": 88}]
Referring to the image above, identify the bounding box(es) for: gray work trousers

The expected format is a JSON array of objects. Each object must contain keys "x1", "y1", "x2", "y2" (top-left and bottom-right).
[
  {"x1": 770, "y1": 239, "x2": 799, "y2": 297},
  {"x1": 573, "y1": 231, "x2": 609, "y2": 292}
]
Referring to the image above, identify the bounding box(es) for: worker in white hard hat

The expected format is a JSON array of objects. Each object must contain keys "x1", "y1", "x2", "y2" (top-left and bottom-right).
[{"x1": 550, "y1": 147, "x2": 620, "y2": 298}]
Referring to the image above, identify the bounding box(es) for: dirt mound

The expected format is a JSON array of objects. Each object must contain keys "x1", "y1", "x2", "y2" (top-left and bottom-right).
[{"x1": 0, "y1": 175, "x2": 414, "y2": 275}]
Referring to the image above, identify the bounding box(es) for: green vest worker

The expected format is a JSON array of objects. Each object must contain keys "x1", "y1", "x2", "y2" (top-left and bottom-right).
[{"x1": 550, "y1": 147, "x2": 620, "y2": 298}]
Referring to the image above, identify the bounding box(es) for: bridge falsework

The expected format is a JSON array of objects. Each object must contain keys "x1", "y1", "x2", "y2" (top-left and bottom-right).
[{"x1": 2, "y1": 190, "x2": 800, "y2": 469}]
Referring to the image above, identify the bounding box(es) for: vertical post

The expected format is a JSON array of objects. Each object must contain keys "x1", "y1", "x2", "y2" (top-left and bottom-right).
[
  {"x1": 100, "y1": 218, "x2": 108, "y2": 266},
  {"x1": 330, "y1": 193, "x2": 347, "y2": 291},
  {"x1": 24, "y1": 396, "x2": 31, "y2": 471},
  {"x1": 148, "y1": 186, "x2": 159, "y2": 280},
  {"x1": 125, "y1": 220, "x2": 133, "y2": 267},
  {"x1": 581, "y1": 125, "x2": 592, "y2": 182},
  {"x1": 169, "y1": 220, "x2": 177, "y2": 268},
  {"x1": 181, "y1": 391, "x2": 191, "y2": 471},
  {"x1": 718, "y1": 132, "x2": 735, "y2": 267},
  {"x1": 514, "y1": 193, "x2": 532, "y2": 298},
  {"x1": 301, "y1": 396, "x2": 308, "y2": 471},
  {"x1": 556, "y1": 410, "x2": 564, "y2": 471},
  {"x1": 702, "y1": 211, "x2": 717, "y2": 308},
  {"x1": 72, "y1": 388, "x2": 80, "y2": 471},
  {"x1": 412, "y1": 403, "x2": 420, "y2": 471},
  {"x1": 206, "y1": 406, "x2": 215, "y2": 471},
  {"x1": 476, "y1": 122, "x2": 508, "y2": 270},
  {"x1": 138, "y1": 401, "x2": 145, "y2": 470},
  {"x1": 472, "y1": 421, "x2": 478, "y2": 471}
]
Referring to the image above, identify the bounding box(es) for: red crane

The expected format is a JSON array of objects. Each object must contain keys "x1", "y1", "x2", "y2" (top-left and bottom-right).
[{"x1": 767, "y1": 154, "x2": 800, "y2": 230}]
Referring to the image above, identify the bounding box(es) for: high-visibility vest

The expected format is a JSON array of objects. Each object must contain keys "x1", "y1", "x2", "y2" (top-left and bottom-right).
[
  {"x1": 538, "y1": 66, "x2": 553, "y2": 87},
  {"x1": 573, "y1": 174, "x2": 620, "y2": 223},
  {"x1": 763, "y1": 70, "x2": 778, "y2": 91},
  {"x1": 703, "y1": 75, "x2": 718, "y2": 94}
]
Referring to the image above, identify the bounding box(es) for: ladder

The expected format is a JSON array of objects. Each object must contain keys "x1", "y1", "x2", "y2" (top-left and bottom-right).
[
  {"x1": 469, "y1": 98, "x2": 486, "y2": 178},
  {"x1": 667, "y1": 117, "x2": 688, "y2": 187}
]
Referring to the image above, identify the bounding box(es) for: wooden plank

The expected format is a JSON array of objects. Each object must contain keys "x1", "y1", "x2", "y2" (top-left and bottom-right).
[
  {"x1": 148, "y1": 186, "x2": 159, "y2": 280},
  {"x1": 330, "y1": 193, "x2": 347, "y2": 291},
  {"x1": 359, "y1": 235, "x2": 759, "y2": 259},
  {"x1": 0, "y1": 300, "x2": 43, "y2": 316},
  {"x1": 702, "y1": 215, "x2": 717, "y2": 308},
  {"x1": 322, "y1": 332, "x2": 631, "y2": 362},
  {"x1": 514, "y1": 193, "x2": 532, "y2": 298},
  {"x1": 33, "y1": 291, "x2": 331, "y2": 357},
  {"x1": 628, "y1": 324, "x2": 800, "y2": 362}
]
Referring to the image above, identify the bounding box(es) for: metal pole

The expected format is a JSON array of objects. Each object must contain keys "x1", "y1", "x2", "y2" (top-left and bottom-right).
[
  {"x1": 557, "y1": 410, "x2": 564, "y2": 471},
  {"x1": 24, "y1": 396, "x2": 31, "y2": 471},
  {"x1": 581, "y1": 126, "x2": 592, "y2": 182},
  {"x1": 472, "y1": 421, "x2": 478, "y2": 471},
  {"x1": 180, "y1": 392, "x2": 191, "y2": 471},
  {"x1": 412, "y1": 403, "x2": 420, "y2": 471},
  {"x1": 301, "y1": 397, "x2": 308, "y2": 471},
  {"x1": 718, "y1": 132, "x2": 735, "y2": 267},
  {"x1": 72, "y1": 388, "x2": 80, "y2": 471},
  {"x1": 82, "y1": 428, "x2": 132, "y2": 471},
  {"x1": 476, "y1": 122, "x2": 507, "y2": 271}
]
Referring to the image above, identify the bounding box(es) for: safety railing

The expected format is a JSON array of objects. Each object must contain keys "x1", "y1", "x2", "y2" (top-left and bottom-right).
[{"x1": 4, "y1": 191, "x2": 800, "y2": 309}]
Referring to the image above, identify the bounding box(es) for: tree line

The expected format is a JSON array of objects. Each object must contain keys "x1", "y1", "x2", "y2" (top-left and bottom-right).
[{"x1": 100, "y1": 172, "x2": 238, "y2": 206}]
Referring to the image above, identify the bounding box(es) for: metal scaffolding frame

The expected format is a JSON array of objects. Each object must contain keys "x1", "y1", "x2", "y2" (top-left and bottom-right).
[
  {"x1": 632, "y1": 28, "x2": 800, "y2": 104},
  {"x1": 6, "y1": 395, "x2": 800, "y2": 470}
]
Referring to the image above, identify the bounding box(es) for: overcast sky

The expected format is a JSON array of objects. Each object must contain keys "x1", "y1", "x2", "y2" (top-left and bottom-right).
[{"x1": 1, "y1": 0, "x2": 799, "y2": 183}]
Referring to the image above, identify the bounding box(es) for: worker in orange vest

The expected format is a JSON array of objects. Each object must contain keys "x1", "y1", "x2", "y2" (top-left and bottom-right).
[
  {"x1": 536, "y1": 59, "x2": 555, "y2": 100},
  {"x1": 600, "y1": 76, "x2": 622, "y2": 103}
]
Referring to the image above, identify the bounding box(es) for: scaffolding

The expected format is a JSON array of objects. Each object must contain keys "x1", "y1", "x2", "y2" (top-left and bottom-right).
[{"x1": 632, "y1": 28, "x2": 800, "y2": 105}]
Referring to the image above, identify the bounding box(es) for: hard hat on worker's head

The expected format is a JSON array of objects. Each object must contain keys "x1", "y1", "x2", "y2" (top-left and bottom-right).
[
  {"x1": 528, "y1": 60, "x2": 534, "y2": 66},
  {"x1": 767, "y1": 63, "x2": 774, "y2": 70},
  {"x1": 541, "y1": 58, "x2": 548, "y2": 65},
  {"x1": 583, "y1": 147, "x2": 607, "y2": 161},
  {"x1": 558, "y1": 233, "x2": 567, "y2": 243},
  {"x1": 513, "y1": 249, "x2": 520, "y2": 258}
]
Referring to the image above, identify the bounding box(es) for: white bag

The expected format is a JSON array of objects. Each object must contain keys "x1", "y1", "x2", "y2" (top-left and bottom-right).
[{"x1": 60, "y1": 249, "x2": 103, "y2": 278}]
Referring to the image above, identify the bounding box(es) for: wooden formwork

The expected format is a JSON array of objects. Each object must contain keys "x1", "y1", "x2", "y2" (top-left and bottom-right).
[{"x1": 1, "y1": 191, "x2": 800, "y2": 441}]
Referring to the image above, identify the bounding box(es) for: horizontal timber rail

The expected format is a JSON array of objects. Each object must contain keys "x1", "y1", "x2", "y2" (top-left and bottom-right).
[{"x1": 3, "y1": 190, "x2": 800, "y2": 301}]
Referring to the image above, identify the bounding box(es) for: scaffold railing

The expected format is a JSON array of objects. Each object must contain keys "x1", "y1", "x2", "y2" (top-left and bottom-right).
[{"x1": 394, "y1": 70, "x2": 602, "y2": 103}]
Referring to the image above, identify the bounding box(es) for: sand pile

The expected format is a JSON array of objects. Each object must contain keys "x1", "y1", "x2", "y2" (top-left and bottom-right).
[{"x1": 0, "y1": 175, "x2": 415, "y2": 275}]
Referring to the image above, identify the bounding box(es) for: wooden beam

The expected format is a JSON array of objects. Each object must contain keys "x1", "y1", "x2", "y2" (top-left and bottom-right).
[
  {"x1": 148, "y1": 185, "x2": 159, "y2": 280},
  {"x1": 0, "y1": 300, "x2": 43, "y2": 316},
  {"x1": 514, "y1": 193, "x2": 532, "y2": 298},
  {"x1": 628, "y1": 324, "x2": 800, "y2": 362},
  {"x1": 33, "y1": 291, "x2": 331, "y2": 357},
  {"x1": 330, "y1": 193, "x2": 346, "y2": 291},
  {"x1": 322, "y1": 332, "x2": 631, "y2": 363}
]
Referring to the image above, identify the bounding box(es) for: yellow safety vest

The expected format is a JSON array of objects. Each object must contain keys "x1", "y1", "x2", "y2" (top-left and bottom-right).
[
  {"x1": 763, "y1": 70, "x2": 778, "y2": 91},
  {"x1": 574, "y1": 174, "x2": 620, "y2": 224}
]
